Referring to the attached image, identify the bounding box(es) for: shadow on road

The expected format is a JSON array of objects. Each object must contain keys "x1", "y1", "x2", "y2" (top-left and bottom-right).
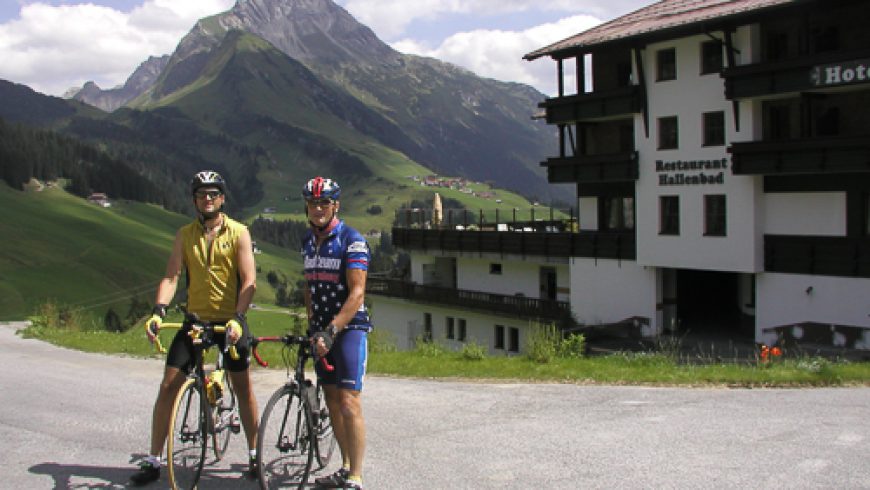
[{"x1": 29, "y1": 457, "x2": 262, "y2": 489}]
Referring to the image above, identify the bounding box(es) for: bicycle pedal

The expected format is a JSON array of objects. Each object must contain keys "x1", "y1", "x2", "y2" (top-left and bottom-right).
[{"x1": 230, "y1": 414, "x2": 241, "y2": 434}]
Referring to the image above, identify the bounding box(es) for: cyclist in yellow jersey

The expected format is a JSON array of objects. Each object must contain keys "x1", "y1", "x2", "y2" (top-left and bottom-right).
[{"x1": 130, "y1": 171, "x2": 260, "y2": 486}]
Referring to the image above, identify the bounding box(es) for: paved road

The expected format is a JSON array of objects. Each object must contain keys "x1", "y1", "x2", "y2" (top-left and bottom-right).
[{"x1": 2, "y1": 321, "x2": 870, "y2": 489}]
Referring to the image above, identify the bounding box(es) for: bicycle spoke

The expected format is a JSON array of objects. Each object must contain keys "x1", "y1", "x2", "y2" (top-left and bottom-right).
[
  {"x1": 167, "y1": 380, "x2": 207, "y2": 490},
  {"x1": 257, "y1": 385, "x2": 314, "y2": 488}
]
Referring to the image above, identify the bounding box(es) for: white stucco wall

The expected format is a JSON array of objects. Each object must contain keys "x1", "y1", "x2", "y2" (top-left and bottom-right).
[
  {"x1": 763, "y1": 192, "x2": 847, "y2": 236},
  {"x1": 368, "y1": 296, "x2": 538, "y2": 355},
  {"x1": 570, "y1": 258, "x2": 658, "y2": 332},
  {"x1": 756, "y1": 273, "x2": 870, "y2": 346},
  {"x1": 456, "y1": 256, "x2": 568, "y2": 300},
  {"x1": 633, "y1": 31, "x2": 762, "y2": 273}
]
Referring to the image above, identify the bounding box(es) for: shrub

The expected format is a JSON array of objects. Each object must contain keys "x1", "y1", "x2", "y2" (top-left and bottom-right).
[
  {"x1": 460, "y1": 340, "x2": 487, "y2": 361},
  {"x1": 414, "y1": 336, "x2": 449, "y2": 357},
  {"x1": 527, "y1": 322, "x2": 558, "y2": 363},
  {"x1": 558, "y1": 333, "x2": 586, "y2": 359},
  {"x1": 368, "y1": 329, "x2": 397, "y2": 353},
  {"x1": 30, "y1": 300, "x2": 88, "y2": 331}
]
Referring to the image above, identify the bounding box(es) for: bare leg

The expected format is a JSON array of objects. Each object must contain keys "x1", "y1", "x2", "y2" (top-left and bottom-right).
[
  {"x1": 229, "y1": 369, "x2": 259, "y2": 451},
  {"x1": 324, "y1": 385, "x2": 350, "y2": 468},
  {"x1": 339, "y1": 389, "x2": 365, "y2": 479},
  {"x1": 149, "y1": 366, "x2": 187, "y2": 457}
]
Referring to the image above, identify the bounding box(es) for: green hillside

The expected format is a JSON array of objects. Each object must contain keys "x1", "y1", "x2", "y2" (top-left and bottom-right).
[{"x1": 0, "y1": 183, "x2": 299, "y2": 322}]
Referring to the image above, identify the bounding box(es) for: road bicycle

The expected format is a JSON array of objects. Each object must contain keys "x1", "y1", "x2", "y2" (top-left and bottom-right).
[
  {"x1": 252, "y1": 334, "x2": 337, "y2": 489},
  {"x1": 151, "y1": 310, "x2": 241, "y2": 490}
]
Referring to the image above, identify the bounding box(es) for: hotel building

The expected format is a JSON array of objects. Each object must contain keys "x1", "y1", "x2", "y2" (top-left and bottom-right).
[{"x1": 368, "y1": 0, "x2": 870, "y2": 354}]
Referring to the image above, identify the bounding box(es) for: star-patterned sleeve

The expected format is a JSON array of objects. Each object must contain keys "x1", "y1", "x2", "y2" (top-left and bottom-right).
[{"x1": 346, "y1": 237, "x2": 369, "y2": 271}]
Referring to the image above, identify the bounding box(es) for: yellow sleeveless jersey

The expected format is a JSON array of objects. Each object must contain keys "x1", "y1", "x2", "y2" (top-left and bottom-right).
[{"x1": 180, "y1": 214, "x2": 246, "y2": 322}]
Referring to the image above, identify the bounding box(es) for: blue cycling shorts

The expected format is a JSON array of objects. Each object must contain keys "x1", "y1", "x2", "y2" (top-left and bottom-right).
[{"x1": 316, "y1": 328, "x2": 368, "y2": 391}]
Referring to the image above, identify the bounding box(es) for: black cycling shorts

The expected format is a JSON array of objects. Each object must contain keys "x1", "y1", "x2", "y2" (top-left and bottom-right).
[{"x1": 165, "y1": 323, "x2": 251, "y2": 373}]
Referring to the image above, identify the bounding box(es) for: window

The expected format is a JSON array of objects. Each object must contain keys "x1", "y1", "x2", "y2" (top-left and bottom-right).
[
  {"x1": 764, "y1": 103, "x2": 791, "y2": 140},
  {"x1": 494, "y1": 325, "x2": 505, "y2": 350},
  {"x1": 602, "y1": 196, "x2": 635, "y2": 231},
  {"x1": 703, "y1": 111, "x2": 725, "y2": 146},
  {"x1": 704, "y1": 195, "x2": 727, "y2": 236},
  {"x1": 658, "y1": 116, "x2": 679, "y2": 150},
  {"x1": 458, "y1": 319, "x2": 467, "y2": 342},
  {"x1": 508, "y1": 327, "x2": 519, "y2": 353},
  {"x1": 659, "y1": 196, "x2": 680, "y2": 235},
  {"x1": 490, "y1": 263, "x2": 502, "y2": 275},
  {"x1": 445, "y1": 317, "x2": 455, "y2": 339},
  {"x1": 815, "y1": 107, "x2": 839, "y2": 137},
  {"x1": 811, "y1": 26, "x2": 839, "y2": 53},
  {"x1": 423, "y1": 313, "x2": 432, "y2": 342},
  {"x1": 700, "y1": 40, "x2": 723, "y2": 74},
  {"x1": 764, "y1": 32, "x2": 789, "y2": 62},
  {"x1": 656, "y1": 48, "x2": 676, "y2": 81}
]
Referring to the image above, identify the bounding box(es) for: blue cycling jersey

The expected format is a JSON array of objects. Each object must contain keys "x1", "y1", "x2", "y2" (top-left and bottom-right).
[{"x1": 301, "y1": 220, "x2": 372, "y2": 331}]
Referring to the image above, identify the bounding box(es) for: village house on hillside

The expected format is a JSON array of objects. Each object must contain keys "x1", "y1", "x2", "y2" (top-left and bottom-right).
[
  {"x1": 87, "y1": 192, "x2": 111, "y2": 207},
  {"x1": 367, "y1": 0, "x2": 870, "y2": 355}
]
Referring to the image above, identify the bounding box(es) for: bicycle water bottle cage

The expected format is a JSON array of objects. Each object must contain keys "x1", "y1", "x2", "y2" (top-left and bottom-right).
[{"x1": 206, "y1": 371, "x2": 224, "y2": 406}]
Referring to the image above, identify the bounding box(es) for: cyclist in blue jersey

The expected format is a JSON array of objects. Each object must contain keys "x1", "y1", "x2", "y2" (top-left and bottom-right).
[{"x1": 301, "y1": 176, "x2": 371, "y2": 490}]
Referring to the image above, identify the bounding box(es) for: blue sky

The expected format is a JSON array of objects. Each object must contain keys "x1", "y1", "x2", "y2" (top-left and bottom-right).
[{"x1": 0, "y1": 0, "x2": 648, "y2": 97}]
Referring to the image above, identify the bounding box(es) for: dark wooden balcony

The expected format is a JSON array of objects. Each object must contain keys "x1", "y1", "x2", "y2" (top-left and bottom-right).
[
  {"x1": 730, "y1": 136, "x2": 870, "y2": 175},
  {"x1": 539, "y1": 86, "x2": 641, "y2": 124},
  {"x1": 765, "y1": 235, "x2": 870, "y2": 278},
  {"x1": 723, "y1": 47, "x2": 870, "y2": 99},
  {"x1": 542, "y1": 151, "x2": 639, "y2": 184},
  {"x1": 366, "y1": 277, "x2": 571, "y2": 322},
  {"x1": 392, "y1": 227, "x2": 635, "y2": 261}
]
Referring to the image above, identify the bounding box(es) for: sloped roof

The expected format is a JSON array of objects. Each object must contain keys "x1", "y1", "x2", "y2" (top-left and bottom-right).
[{"x1": 524, "y1": 0, "x2": 800, "y2": 60}]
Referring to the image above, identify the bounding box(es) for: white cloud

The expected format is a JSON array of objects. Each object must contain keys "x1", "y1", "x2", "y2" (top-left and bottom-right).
[
  {"x1": 341, "y1": 0, "x2": 638, "y2": 41},
  {"x1": 392, "y1": 15, "x2": 601, "y2": 96},
  {"x1": 0, "y1": 0, "x2": 233, "y2": 96}
]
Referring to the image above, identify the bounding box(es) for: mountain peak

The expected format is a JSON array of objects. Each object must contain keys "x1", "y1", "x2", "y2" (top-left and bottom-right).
[{"x1": 222, "y1": 0, "x2": 395, "y2": 63}]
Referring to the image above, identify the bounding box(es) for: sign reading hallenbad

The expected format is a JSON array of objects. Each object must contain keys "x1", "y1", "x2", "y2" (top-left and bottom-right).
[
  {"x1": 656, "y1": 158, "x2": 727, "y2": 186},
  {"x1": 811, "y1": 59, "x2": 870, "y2": 87}
]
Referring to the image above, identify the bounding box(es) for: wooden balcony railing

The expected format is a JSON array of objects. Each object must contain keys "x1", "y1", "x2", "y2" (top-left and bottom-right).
[
  {"x1": 723, "y1": 47, "x2": 870, "y2": 99},
  {"x1": 539, "y1": 85, "x2": 641, "y2": 123},
  {"x1": 542, "y1": 151, "x2": 639, "y2": 184},
  {"x1": 392, "y1": 227, "x2": 635, "y2": 261},
  {"x1": 366, "y1": 277, "x2": 571, "y2": 322},
  {"x1": 764, "y1": 235, "x2": 870, "y2": 278},
  {"x1": 730, "y1": 136, "x2": 870, "y2": 175}
]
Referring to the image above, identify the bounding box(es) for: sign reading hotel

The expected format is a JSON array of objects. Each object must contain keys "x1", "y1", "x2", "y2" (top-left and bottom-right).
[
  {"x1": 656, "y1": 158, "x2": 727, "y2": 186},
  {"x1": 811, "y1": 59, "x2": 870, "y2": 87}
]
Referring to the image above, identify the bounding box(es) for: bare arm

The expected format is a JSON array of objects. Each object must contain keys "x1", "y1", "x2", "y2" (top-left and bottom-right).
[
  {"x1": 154, "y1": 230, "x2": 184, "y2": 305},
  {"x1": 235, "y1": 227, "x2": 257, "y2": 315}
]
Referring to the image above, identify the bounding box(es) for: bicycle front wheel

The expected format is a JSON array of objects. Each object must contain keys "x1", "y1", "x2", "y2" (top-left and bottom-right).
[
  {"x1": 212, "y1": 371, "x2": 237, "y2": 461},
  {"x1": 167, "y1": 378, "x2": 207, "y2": 490},
  {"x1": 312, "y1": 381, "x2": 336, "y2": 470},
  {"x1": 257, "y1": 383, "x2": 315, "y2": 489}
]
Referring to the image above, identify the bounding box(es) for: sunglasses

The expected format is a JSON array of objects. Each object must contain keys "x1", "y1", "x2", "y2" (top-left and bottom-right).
[
  {"x1": 306, "y1": 198, "x2": 334, "y2": 207},
  {"x1": 195, "y1": 190, "x2": 223, "y2": 199}
]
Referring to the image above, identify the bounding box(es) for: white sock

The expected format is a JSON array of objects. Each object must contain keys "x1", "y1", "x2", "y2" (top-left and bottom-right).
[
  {"x1": 145, "y1": 455, "x2": 161, "y2": 468},
  {"x1": 249, "y1": 448, "x2": 257, "y2": 459}
]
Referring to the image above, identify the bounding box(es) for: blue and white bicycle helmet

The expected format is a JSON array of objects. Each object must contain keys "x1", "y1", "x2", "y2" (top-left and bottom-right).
[{"x1": 302, "y1": 176, "x2": 341, "y2": 201}]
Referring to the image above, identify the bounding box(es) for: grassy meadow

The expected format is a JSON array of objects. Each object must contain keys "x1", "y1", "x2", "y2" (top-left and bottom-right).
[{"x1": 0, "y1": 183, "x2": 299, "y2": 323}]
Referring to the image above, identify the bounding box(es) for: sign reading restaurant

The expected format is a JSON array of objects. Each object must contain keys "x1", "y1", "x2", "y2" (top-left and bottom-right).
[
  {"x1": 656, "y1": 158, "x2": 727, "y2": 186},
  {"x1": 811, "y1": 58, "x2": 870, "y2": 87}
]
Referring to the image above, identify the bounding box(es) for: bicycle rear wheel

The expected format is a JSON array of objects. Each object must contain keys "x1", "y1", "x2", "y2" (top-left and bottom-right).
[
  {"x1": 257, "y1": 383, "x2": 315, "y2": 489},
  {"x1": 167, "y1": 378, "x2": 207, "y2": 490},
  {"x1": 212, "y1": 371, "x2": 237, "y2": 461},
  {"x1": 312, "y1": 381, "x2": 336, "y2": 470}
]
